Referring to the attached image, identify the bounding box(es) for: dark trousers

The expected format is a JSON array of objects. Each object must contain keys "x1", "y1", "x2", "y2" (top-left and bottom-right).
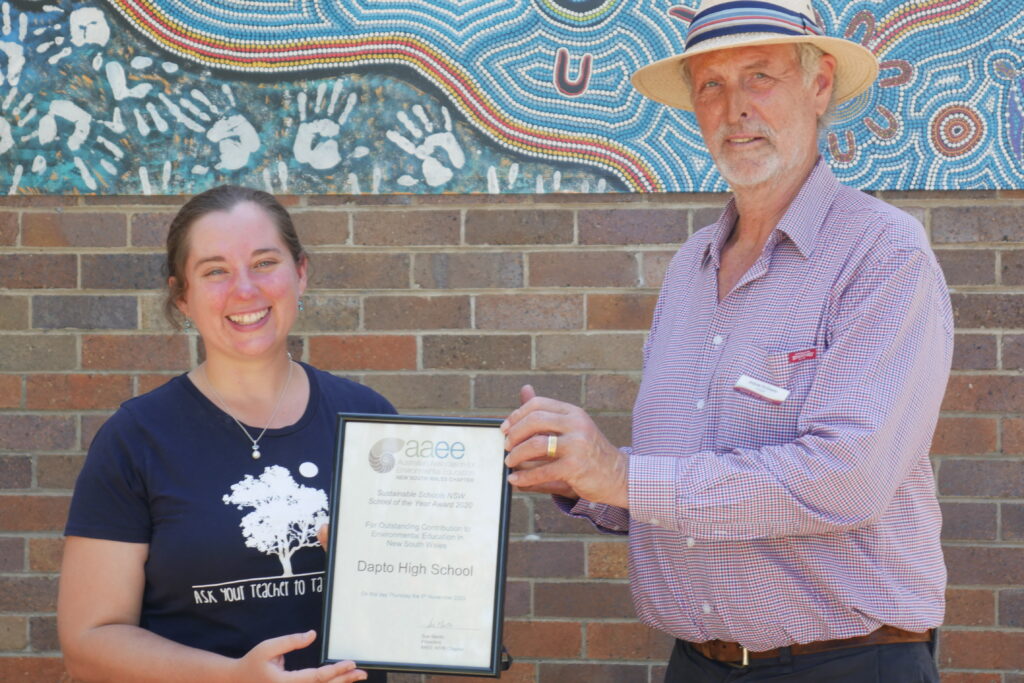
[{"x1": 664, "y1": 637, "x2": 939, "y2": 682}]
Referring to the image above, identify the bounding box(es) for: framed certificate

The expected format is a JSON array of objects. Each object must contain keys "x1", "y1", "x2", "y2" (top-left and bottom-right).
[{"x1": 321, "y1": 413, "x2": 512, "y2": 677}]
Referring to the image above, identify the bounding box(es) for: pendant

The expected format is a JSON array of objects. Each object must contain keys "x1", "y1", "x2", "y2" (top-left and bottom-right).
[{"x1": 252, "y1": 444, "x2": 261, "y2": 460}]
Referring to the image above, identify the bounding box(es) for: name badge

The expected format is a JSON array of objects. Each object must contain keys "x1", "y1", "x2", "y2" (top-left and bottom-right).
[
  {"x1": 788, "y1": 348, "x2": 817, "y2": 363},
  {"x1": 734, "y1": 374, "x2": 790, "y2": 404}
]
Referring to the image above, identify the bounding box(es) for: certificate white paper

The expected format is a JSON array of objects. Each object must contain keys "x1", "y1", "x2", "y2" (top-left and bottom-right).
[{"x1": 322, "y1": 414, "x2": 510, "y2": 676}]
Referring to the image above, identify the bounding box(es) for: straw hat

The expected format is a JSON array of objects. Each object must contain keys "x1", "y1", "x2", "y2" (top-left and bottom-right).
[{"x1": 631, "y1": 0, "x2": 879, "y2": 111}]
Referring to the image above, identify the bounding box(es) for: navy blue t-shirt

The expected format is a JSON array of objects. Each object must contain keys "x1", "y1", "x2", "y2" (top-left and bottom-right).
[{"x1": 66, "y1": 362, "x2": 394, "y2": 673}]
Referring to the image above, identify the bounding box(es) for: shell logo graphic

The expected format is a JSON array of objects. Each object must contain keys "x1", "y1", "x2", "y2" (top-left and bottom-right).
[{"x1": 369, "y1": 438, "x2": 405, "y2": 474}]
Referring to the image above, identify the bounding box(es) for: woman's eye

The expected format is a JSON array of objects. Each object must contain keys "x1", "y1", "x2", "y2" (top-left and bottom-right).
[
  {"x1": 255, "y1": 259, "x2": 278, "y2": 269},
  {"x1": 204, "y1": 268, "x2": 227, "y2": 277}
]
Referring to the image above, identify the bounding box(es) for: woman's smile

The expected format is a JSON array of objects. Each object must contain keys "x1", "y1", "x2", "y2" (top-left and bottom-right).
[{"x1": 226, "y1": 307, "x2": 271, "y2": 327}]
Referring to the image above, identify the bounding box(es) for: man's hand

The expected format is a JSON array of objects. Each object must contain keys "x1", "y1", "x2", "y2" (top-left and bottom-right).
[
  {"x1": 502, "y1": 385, "x2": 629, "y2": 509},
  {"x1": 502, "y1": 386, "x2": 578, "y2": 498}
]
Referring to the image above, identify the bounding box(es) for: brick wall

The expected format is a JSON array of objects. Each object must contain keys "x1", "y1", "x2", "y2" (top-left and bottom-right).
[{"x1": 0, "y1": 191, "x2": 1021, "y2": 682}]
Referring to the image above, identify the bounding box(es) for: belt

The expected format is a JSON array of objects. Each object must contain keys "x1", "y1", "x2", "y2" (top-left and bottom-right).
[{"x1": 687, "y1": 625, "x2": 933, "y2": 667}]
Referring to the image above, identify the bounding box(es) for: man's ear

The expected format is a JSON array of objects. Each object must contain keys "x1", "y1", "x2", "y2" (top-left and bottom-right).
[{"x1": 814, "y1": 53, "x2": 838, "y2": 116}]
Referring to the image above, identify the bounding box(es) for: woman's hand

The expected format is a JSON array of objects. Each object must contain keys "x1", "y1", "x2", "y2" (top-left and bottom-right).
[
  {"x1": 236, "y1": 630, "x2": 367, "y2": 682},
  {"x1": 58, "y1": 537, "x2": 362, "y2": 683}
]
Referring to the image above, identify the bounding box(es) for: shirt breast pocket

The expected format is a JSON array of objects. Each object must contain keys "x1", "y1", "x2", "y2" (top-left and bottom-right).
[{"x1": 716, "y1": 345, "x2": 821, "y2": 450}]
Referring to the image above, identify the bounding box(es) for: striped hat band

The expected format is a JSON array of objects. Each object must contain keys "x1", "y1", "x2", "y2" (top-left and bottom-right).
[{"x1": 686, "y1": 0, "x2": 825, "y2": 51}]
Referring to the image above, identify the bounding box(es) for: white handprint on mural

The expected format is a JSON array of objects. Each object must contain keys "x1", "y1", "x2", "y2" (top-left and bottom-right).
[
  {"x1": 34, "y1": 98, "x2": 105, "y2": 189},
  {"x1": 159, "y1": 84, "x2": 259, "y2": 171},
  {"x1": 1, "y1": 3, "x2": 140, "y2": 192},
  {"x1": 293, "y1": 79, "x2": 360, "y2": 170},
  {"x1": 106, "y1": 60, "x2": 152, "y2": 101},
  {"x1": 0, "y1": 2, "x2": 26, "y2": 87},
  {"x1": 386, "y1": 103, "x2": 465, "y2": 187},
  {"x1": 27, "y1": 4, "x2": 110, "y2": 65},
  {"x1": 207, "y1": 114, "x2": 260, "y2": 171},
  {"x1": 37, "y1": 99, "x2": 91, "y2": 150},
  {"x1": 67, "y1": 7, "x2": 109, "y2": 51}
]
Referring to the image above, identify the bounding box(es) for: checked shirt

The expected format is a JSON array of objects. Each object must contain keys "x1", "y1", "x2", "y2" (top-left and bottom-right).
[{"x1": 566, "y1": 160, "x2": 953, "y2": 652}]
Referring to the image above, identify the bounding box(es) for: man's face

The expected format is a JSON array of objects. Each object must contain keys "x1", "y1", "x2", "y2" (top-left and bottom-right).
[{"x1": 688, "y1": 44, "x2": 835, "y2": 191}]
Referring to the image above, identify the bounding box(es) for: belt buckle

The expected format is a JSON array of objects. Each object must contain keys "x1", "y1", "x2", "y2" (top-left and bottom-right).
[{"x1": 725, "y1": 646, "x2": 750, "y2": 669}]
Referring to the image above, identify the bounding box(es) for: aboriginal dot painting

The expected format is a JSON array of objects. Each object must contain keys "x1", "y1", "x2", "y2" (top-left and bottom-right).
[{"x1": 0, "y1": 0, "x2": 1018, "y2": 194}]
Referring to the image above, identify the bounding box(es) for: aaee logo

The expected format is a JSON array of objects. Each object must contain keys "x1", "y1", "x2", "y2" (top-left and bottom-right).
[
  {"x1": 368, "y1": 437, "x2": 467, "y2": 473},
  {"x1": 368, "y1": 438, "x2": 403, "y2": 473}
]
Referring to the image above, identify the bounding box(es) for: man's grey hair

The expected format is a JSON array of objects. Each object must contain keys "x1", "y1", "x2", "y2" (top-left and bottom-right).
[
  {"x1": 795, "y1": 43, "x2": 837, "y2": 133},
  {"x1": 680, "y1": 43, "x2": 837, "y2": 134}
]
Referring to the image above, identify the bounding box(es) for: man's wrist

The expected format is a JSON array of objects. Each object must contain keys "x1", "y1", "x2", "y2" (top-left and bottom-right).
[{"x1": 604, "y1": 450, "x2": 630, "y2": 509}]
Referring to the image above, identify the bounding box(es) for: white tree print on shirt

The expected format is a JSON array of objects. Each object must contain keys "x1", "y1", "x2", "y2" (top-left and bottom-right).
[{"x1": 222, "y1": 465, "x2": 328, "y2": 577}]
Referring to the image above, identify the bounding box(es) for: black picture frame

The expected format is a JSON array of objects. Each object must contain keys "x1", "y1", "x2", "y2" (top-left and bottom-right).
[{"x1": 321, "y1": 413, "x2": 512, "y2": 677}]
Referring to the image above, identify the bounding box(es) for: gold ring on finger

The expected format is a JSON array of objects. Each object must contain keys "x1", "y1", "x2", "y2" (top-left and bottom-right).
[{"x1": 547, "y1": 434, "x2": 558, "y2": 459}]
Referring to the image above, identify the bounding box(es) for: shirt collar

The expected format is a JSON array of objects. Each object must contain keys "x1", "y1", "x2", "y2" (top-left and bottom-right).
[{"x1": 701, "y1": 158, "x2": 840, "y2": 268}]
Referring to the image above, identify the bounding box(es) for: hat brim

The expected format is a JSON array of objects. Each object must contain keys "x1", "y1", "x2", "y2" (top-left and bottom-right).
[{"x1": 631, "y1": 34, "x2": 879, "y2": 111}]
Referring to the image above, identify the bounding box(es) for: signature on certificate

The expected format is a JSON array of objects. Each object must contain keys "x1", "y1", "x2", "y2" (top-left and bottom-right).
[{"x1": 425, "y1": 618, "x2": 480, "y2": 631}]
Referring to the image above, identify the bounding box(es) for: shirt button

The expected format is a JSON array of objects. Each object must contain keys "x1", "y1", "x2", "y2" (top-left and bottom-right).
[
  {"x1": 702, "y1": 602, "x2": 712, "y2": 614},
  {"x1": 588, "y1": 501, "x2": 599, "y2": 510},
  {"x1": 686, "y1": 537, "x2": 695, "y2": 548},
  {"x1": 649, "y1": 517, "x2": 660, "y2": 527},
  {"x1": 695, "y1": 399, "x2": 705, "y2": 410},
  {"x1": 712, "y1": 335, "x2": 724, "y2": 345}
]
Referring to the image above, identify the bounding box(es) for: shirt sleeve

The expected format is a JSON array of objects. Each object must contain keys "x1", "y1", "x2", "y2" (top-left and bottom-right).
[
  {"x1": 629, "y1": 245, "x2": 953, "y2": 540},
  {"x1": 558, "y1": 498, "x2": 630, "y2": 535},
  {"x1": 64, "y1": 407, "x2": 152, "y2": 543},
  {"x1": 551, "y1": 449, "x2": 633, "y2": 535},
  {"x1": 551, "y1": 245, "x2": 694, "y2": 535}
]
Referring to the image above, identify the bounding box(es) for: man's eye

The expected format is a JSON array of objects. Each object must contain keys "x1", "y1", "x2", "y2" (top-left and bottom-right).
[
  {"x1": 255, "y1": 260, "x2": 278, "y2": 269},
  {"x1": 204, "y1": 268, "x2": 227, "y2": 277}
]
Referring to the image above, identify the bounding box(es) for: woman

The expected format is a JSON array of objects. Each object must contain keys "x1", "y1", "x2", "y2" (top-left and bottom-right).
[{"x1": 58, "y1": 186, "x2": 392, "y2": 682}]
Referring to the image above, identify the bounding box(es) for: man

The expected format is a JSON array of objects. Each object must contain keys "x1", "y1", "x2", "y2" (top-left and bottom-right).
[{"x1": 501, "y1": 0, "x2": 952, "y2": 680}]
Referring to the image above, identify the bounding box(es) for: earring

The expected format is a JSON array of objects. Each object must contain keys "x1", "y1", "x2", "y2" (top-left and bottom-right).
[
  {"x1": 297, "y1": 298, "x2": 305, "y2": 312},
  {"x1": 183, "y1": 317, "x2": 193, "y2": 331}
]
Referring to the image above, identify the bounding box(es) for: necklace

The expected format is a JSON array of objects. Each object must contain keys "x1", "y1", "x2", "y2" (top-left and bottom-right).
[{"x1": 201, "y1": 355, "x2": 294, "y2": 460}]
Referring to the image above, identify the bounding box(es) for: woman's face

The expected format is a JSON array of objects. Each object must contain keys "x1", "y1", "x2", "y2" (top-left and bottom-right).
[{"x1": 174, "y1": 201, "x2": 306, "y2": 363}]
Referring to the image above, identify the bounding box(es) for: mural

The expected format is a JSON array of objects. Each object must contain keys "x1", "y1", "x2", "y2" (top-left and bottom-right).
[{"x1": 0, "y1": 0, "x2": 1018, "y2": 194}]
